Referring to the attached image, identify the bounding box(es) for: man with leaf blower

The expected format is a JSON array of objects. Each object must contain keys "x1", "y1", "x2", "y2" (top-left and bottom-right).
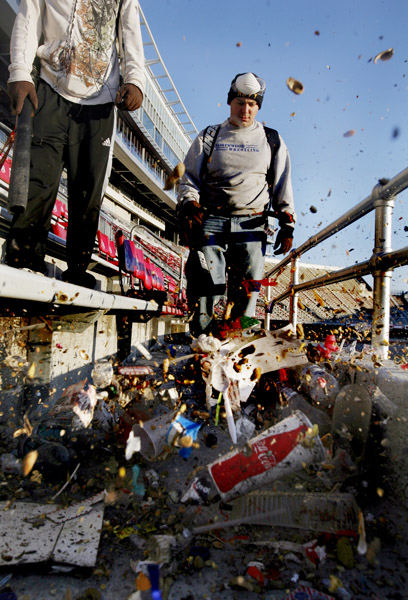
[{"x1": 177, "y1": 72, "x2": 296, "y2": 337}]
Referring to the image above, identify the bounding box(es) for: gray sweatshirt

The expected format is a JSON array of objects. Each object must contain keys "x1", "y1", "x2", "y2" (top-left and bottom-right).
[{"x1": 178, "y1": 119, "x2": 295, "y2": 225}]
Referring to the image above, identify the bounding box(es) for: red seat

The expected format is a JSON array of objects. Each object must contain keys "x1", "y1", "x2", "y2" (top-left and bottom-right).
[
  {"x1": 142, "y1": 257, "x2": 153, "y2": 291},
  {"x1": 53, "y1": 199, "x2": 68, "y2": 221},
  {"x1": 156, "y1": 267, "x2": 166, "y2": 291},
  {"x1": 51, "y1": 222, "x2": 67, "y2": 240},
  {"x1": 108, "y1": 240, "x2": 117, "y2": 263},
  {"x1": 167, "y1": 276, "x2": 178, "y2": 294},
  {"x1": 149, "y1": 264, "x2": 159, "y2": 290},
  {"x1": 97, "y1": 231, "x2": 110, "y2": 258},
  {"x1": 132, "y1": 247, "x2": 146, "y2": 281}
]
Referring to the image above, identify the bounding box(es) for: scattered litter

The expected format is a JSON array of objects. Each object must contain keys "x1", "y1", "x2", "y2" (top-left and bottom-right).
[
  {"x1": 183, "y1": 410, "x2": 325, "y2": 503},
  {"x1": 0, "y1": 322, "x2": 405, "y2": 598},
  {"x1": 47, "y1": 380, "x2": 98, "y2": 429},
  {"x1": 131, "y1": 464, "x2": 146, "y2": 496},
  {"x1": 0, "y1": 492, "x2": 105, "y2": 567},
  {"x1": 163, "y1": 162, "x2": 185, "y2": 190},
  {"x1": 373, "y1": 47, "x2": 394, "y2": 63},
  {"x1": 130, "y1": 410, "x2": 190, "y2": 461},
  {"x1": 298, "y1": 364, "x2": 339, "y2": 408},
  {"x1": 286, "y1": 77, "x2": 304, "y2": 94},
  {"x1": 191, "y1": 490, "x2": 358, "y2": 535},
  {"x1": 207, "y1": 326, "x2": 308, "y2": 414},
  {"x1": 134, "y1": 341, "x2": 152, "y2": 360},
  {"x1": 91, "y1": 360, "x2": 113, "y2": 388}
]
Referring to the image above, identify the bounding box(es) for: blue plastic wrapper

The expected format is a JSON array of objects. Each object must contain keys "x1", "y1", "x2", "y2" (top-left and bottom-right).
[{"x1": 166, "y1": 414, "x2": 201, "y2": 459}]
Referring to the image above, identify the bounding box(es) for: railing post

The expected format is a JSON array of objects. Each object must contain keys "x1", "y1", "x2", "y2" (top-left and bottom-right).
[
  {"x1": 371, "y1": 188, "x2": 395, "y2": 359},
  {"x1": 289, "y1": 255, "x2": 299, "y2": 332}
]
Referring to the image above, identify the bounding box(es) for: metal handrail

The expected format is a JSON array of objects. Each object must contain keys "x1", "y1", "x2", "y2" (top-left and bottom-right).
[{"x1": 265, "y1": 166, "x2": 408, "y2": 359}]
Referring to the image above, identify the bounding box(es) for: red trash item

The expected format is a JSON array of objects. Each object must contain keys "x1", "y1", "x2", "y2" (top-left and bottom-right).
[
  {"x1": 247, "y1": 564, "x2": 265, "y2": 586},
  {"x1": 324, "y1": 334, "x2": 339, "y2": 352},
  {"x1": 208, "y1": 411, "x2": 325, "y2": 501}
]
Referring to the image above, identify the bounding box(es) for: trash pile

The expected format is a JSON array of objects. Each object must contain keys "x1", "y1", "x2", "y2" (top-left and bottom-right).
[{"x1": 0, "y1": 324, "x2": 407, "y2": 600}]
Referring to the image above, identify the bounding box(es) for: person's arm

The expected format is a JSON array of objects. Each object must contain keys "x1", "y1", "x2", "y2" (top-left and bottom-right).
[
  {"x1": 271, "y1": 137, "x2": 296, "y2": 254},
  {"x1": 116, "y1": 0, "x2": 145, "y2": 111},
  {"x1": 8, "y1": 0, "x2": 44, "y2": 114},
  {"x1": 176, "y1": 133, "x2": 206, "y2": 246},
  {"x1": 177, "y1": 133, "x2": 206, "y2": 208}
]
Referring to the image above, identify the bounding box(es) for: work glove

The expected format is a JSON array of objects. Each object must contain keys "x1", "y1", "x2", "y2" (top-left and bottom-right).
[
  {"x1": 273, "y1": 225, "x2": 294, "y2": 255},
  {"x1": 177, "y1": 201, "x2": 205, "y2": 248},
  {"x1": 8, "y1": 81, "x2": 38, "y2": 115},
  {"x1": 115, "y1": 84, "x2": 143, "y2": 111}
]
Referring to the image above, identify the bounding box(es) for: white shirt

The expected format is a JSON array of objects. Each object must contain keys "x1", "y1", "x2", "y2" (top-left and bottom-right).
[{"x1": 8, "y1": 0, "x2": 145, "y2": 105}]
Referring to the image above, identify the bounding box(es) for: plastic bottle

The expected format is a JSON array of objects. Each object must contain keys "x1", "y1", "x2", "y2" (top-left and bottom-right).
[
  {"x1": 298, "y1": 364, "x2": 339, "y2": 409},
  {"x1": 91, "y1": 360, "x2": 113, "y2": 389},
  {"x1": 278, "y1": 386, "x2": 332, "y2": 436}
]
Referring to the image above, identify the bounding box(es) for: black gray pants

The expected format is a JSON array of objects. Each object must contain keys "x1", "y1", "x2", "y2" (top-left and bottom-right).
[{"x1": 6, "y1": 79, "x2": 115, "y2": 272}]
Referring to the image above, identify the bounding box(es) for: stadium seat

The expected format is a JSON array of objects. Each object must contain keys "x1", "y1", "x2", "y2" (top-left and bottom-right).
[
  {"x1": 51, "y1": 222, "x2": 67, "y2": 240},
  {"x1": 97, "y1": 231, "x2": 111, "y2": 259},
  {"x1": 115, "y1": 230, "x2": 166, "y2": 303}
]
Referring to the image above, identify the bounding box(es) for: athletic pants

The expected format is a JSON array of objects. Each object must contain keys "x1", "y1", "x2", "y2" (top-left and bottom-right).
[
  {"x1": 187, "y1": 213, "x2": 267, "y2": 335},
  {"x1": 7, "y1": 79, "x2": 115, "y2": 271}
]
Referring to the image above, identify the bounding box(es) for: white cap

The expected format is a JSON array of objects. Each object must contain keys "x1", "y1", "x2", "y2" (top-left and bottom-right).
[{"x1": 234, "y1": 73, "x2": 262, "y2": 96}]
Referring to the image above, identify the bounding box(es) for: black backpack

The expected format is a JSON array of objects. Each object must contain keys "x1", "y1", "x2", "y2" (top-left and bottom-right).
[{"x1": 199, "y1": 123, "x2": 281, "y2": 215}]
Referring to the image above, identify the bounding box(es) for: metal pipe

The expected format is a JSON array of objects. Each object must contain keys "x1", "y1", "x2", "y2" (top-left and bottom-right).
[
  {"x1": 371, "y1": 194, "x2": 395, "y2": 359},
  {"x1": 267, "y1": 246, "x2": 408, "y2": 310},
  {"x1": 266, "y1": 166, "x2": 408, "y2": 279},
  {"x1": 264, "y1": 284, "x2": 272, "y2": 330},
  {"x1": 8, "y1": 98, "x2": 33, "y2": 214},
  {"x1": 289, "y1": 256, "x2": 299, "y2": 331},
  {"x1": 266, "y1": 253, "x2": 292, "y2": 279}
]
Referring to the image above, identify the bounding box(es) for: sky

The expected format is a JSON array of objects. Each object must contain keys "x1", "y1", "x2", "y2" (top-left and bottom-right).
[{"x1": 141, "y1": 0, "x2": 407, "y2": 293}]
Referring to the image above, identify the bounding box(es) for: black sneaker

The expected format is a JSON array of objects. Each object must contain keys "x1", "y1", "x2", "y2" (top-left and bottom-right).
[
  {"x1": 62, "y1": 269, "x2": 97, "y2": 289},
  {"x1": 5, "y1": 252, "x2": 48, "y2": 275}
]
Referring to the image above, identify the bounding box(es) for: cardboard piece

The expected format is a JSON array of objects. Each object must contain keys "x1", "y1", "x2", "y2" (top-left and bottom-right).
[{"x1": 0, "y1": 492, "x2": 105, "y2": 567}]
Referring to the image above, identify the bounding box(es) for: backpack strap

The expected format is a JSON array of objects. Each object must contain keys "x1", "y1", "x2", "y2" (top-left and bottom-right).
[
  {"x1": 263, "y1": 126, "x2": 281, "y2": 214},
  {"x1": 200, "y1": 124, "x2": 221, "y2": 181}
]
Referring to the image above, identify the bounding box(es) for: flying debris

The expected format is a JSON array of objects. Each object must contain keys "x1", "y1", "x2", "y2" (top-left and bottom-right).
[
  {"x1": 392, "y1": 127, "x2": 400, "y2": 139},
  {"x1": 343, "y1": 129, "x2": 356, "y2": 138},
  {"x1": 236, "y1": 42, "x2": 242, "y2": 47},
  {"x1": 286, "y1": 77, "x2": 304, "y2": 95},
  {"x1": 314, "y1": 30, "x2": 320, "y2": 36},
  {"x1": 374, "y1": 48, "x2": 394, "y2": 63},
  {"x1": 164, "y1": 162, "x2": 185, "y2": 190},
  {"x1": 310, "y1": 205, "x2": 318, "y2": 214}
]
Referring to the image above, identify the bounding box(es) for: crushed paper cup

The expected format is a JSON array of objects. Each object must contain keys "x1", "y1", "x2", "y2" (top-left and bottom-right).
[{"x1": 207, "y1": 410, "x2": 325, "y2": 501}]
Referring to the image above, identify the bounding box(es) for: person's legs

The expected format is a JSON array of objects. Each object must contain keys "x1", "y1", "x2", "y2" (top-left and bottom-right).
[
  {"x1": 5, "y1": 81, "x2": 67, "y2": 271},
  {"x1": 227, "y1": 214, "x2": 266, "y2": 321},
  {"x1": 63, "y1": 102, "x2": 114, "y2": 285},
  {"x1": 188, "y1": 215, "x2": 229, "y2": 335}
]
